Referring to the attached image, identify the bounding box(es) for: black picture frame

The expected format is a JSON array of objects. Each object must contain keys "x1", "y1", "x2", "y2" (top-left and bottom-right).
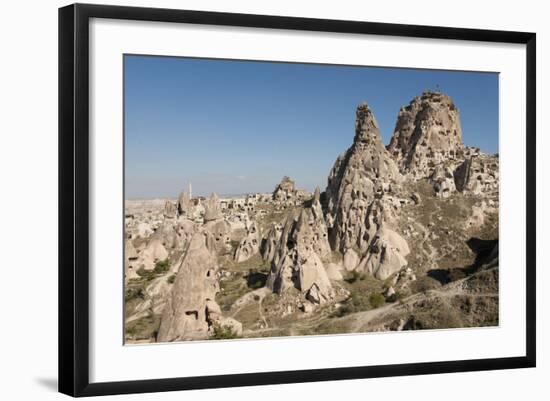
[{"x1": 58, "y1": 3, "x2": 536, "y2": 397}]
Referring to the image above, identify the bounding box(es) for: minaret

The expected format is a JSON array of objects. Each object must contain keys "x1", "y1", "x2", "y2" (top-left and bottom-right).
[{"x1": 188, "y1": 182, "x2": 192, "y2": 199}]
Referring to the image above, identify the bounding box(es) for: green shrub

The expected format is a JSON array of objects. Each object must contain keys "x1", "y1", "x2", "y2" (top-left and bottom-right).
[
  {"x1": 345, "y1": 270, "x2": 367, "y2": 284},
  {"x1": 154, "y1": 259, "x2": 170, "y2": 274},
  {"x1": 167, "y1": 274, "x2": 176, "y2": 284},
  {"x1": 136, "y1": 267, "x2": 153, "y2": 279},
  {"x1": 125, "y1": 287, "x2": 144, "y2": 302},
  {"x1": 210, "y1": 324, "x2": 240, "y2": 340},
  {"x1": 369, "y1": 293, "x2": 385, "y2": 308},
  {"x1": 386, "y1": 291, "x2": 404, "y2": 303},
  {"x1": 411, "y1": 276, "x2": 441, "y2": 293}
]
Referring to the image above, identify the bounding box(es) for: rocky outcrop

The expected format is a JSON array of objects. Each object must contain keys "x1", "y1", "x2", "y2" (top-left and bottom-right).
[
  {"x1": 388, "y1": 91, "x2": 464, "y2": 178},
  {"x1": 177, "y1": 191, "x2": 193, "y2": 217},
  {"x1": 204, "y1": 219, "x2": 232, "y2": 255},
  {"x1": 124, "y1": 239, "x2": 140, "y2": 282},
  {"x1": 357, "y1": 225, "x2": 410, "y2": 280},
  {"x1": 430, "y1": 165, "x2": 456, "y2": 198},
  {"x1": 261, "y1": 223, "x2": 283, "y2": 262},
  {"x1": 326, "y1": 102, "x2": 402, "y2": 255},
  {"x1": 157, "y1": 233, "x2": 220, "y2": 342},
  {"x1": 234, "y1": 221, "x2": 261, "y2": 262},
  {"x1": 139, "y1": 238, "x2": 169, "y2": 270},
  {"x1": 454, "y1": 154, "x2": 499, "y2": 195},
  {"x1": 273, "y1": 176, "x2": 296, "y2": 202},
  {"x1": 164, "y1": 200, "x2": 177, "y2": 219},
  {"x1": 204, "y1": 193, "x2": 223, "y2": 222},
  {"x1": 266, "y1": 195, "x2": 334, "y2": 304}
]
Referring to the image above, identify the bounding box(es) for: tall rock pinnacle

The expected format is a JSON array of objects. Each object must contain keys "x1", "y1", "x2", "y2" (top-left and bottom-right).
[
  {"x1": 325, "y1": 102, "x2": 402, "y2": 255},
  {"x1": 387, "y1": 91, "x2": 464, "y2": 177}
]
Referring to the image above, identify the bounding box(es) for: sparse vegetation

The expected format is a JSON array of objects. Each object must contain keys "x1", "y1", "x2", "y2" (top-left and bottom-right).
[
  {"x1": 153, "y1": 259, "x2": 170, "y2": 274},
  {"x1": 369, "y1": 293, "x2": 385, "y2": 308},
  {"x1": 124, "y1": 287, "x2": 144, "y2": 302},
  {"x1": 209, "y1": 324, "x2": 240, "y2": 340}
]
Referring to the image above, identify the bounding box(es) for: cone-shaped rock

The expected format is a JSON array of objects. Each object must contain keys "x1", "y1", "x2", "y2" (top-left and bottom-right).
[
  {"x1": 157, "y1": 232, "x2": 220, "y2": 342},
  {"x1": 325, "y1": 102, "x2": 401, "y2": 254}
]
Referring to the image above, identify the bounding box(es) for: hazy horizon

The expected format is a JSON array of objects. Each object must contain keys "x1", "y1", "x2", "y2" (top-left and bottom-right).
[{"x1": 124, "y1": 55, "x2": 499, "y2": 199}]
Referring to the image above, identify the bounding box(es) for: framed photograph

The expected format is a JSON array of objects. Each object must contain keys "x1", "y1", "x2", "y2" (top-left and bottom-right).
[{"x1": 58, "y1": 3, "x2": 536, "y2": 397}]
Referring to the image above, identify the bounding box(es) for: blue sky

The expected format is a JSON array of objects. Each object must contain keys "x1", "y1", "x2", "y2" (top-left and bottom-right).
[{"x1": 124, "y1": 55, "x2": 498, "y2": 198}]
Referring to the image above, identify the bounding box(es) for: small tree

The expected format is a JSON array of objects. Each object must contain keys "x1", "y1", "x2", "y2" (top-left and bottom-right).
[{"x1": 369, "y1": 293, "x2": 385, "y2": 309}]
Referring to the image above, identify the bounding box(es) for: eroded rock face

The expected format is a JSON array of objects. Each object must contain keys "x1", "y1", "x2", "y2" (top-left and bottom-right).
[
  {"x1": 326, "y1": 102, "x2": 402, "y2": 254},
  {"x1": 357, "y1": 225, "x2": 410, "y2": 280},
  {"x1": 234, "y1": 221, "x2": 261, "y2": 262},
  {"x1": 203, "y1": 219, "x2": 232, "y2": 255},
  {"x1": 164, "y1": 200, "x2": 177, "y2": 219},
  {"x1": 388, "y1": 91, "x2": 464, "y2": 178},
  {"x1": 431, "y1": 165, "x2": 456, "y2": 198},
  {"x1": 204, "y1": 193, "x2": 223, "y2": 222},
  {"x1": 454, "y1": 154, "x2": 499, "y2": 195},
  {"x1": 273, "y1": 176, "x2": 296, "y2": 202},
  {"x1": 124, "y1": 239, "x2": 140, "y2": 282},
  {"x1": 177, "y1": 191, "x2": 193, "y2": 217},
  {"x1": 261, "y1": 223, "x2": 283, "y2": 263},
  {"x1": 157, "y1": 233, "x2": 220, "y2": 342},
  {"x1": 266, "y1": 197, "x2": 334, "y2": 304},
  {"x1": 139, "y1": 238, "x2": 169, "y2": 270}
]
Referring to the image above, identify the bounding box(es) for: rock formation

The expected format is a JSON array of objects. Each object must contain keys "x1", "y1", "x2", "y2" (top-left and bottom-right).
[
  {"x1": 177, "y1": 191, "x2": 193, "y2": 217},
  {"x1": 430, "y1": 165, "x2": 456, "y2": 198},
  {"x1": 163, "y1": 200, "x2": 177, "y2": 219},
  {"x1": 157, "y1": 233, "x2": 224, "y2": 341},
  {"x1": 273, "y1": 176, "x2": 296, "y2": 202},
  {"x1": 356, "y1": 225, "x2": 410, "y2": 280},
  {"x1": 387, "y1": 91, "x2": 464, "y2": 177},
  {"x1": 204, "y1": 193, "x2": 223, "y2": 222},
  {"x1": 203, "y1": 219, "x2": 232, "y2": 255},
  {"x1": 454, "y1": 154, "x2": 499, "y2": 195},
  {"x1": 139, "y1": 238, "x2": 169, "y2": 270},
  {"x1": 266, "y1": 192, "x2": 334, "y2": 304},
  {"x1": 234, "y1": 221, "x2": 261, "y2": 262},
  {"x1": 326, "y1": 102, "x2": 402, "y2": 256},
  {"x1": 261, "y1": 222, "x2": 283, "y2": 262}
]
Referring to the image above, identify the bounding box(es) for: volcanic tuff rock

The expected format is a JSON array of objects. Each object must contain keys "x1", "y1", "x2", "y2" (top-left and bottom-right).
[
  {"x1": 325, "y1": 102, "x2": 402, "y2": 255},
  {"x1": 234, "y1": 221, "x2": 261, "y2": 262},
  {"x1": 157, "y1": 232, "x2": 236, "y2": 341},
  {"x1": 261, "y1": 222, "x2": 283, "y2": 262},
  {"x1": 204, "y1": 193, "x2": 223, "y2": 222},
  {"x1": 177, "y1": 191, "x2": 193, "y2": 217},
  {"x1": 164, "y1": 200, "x2": 177, "y2": 219},
  {"x1": 273, "y1": 176, "x2": 296, "y2": 202},
  {"x1": 454, "y1": 154, "x2": 499, "y2": 195},
  {"x1": 204, "y1": 219, "x2": 232, "y2": 255},
  {"x1": 266, "y1": 190, "x2": 334, "y2": 304},
  {"x1": 356, "y1": 225, "x2": 410, "y2": 280},
  {"x1": 388, "y1": 91, "x2": 464, "y2": 178}
]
